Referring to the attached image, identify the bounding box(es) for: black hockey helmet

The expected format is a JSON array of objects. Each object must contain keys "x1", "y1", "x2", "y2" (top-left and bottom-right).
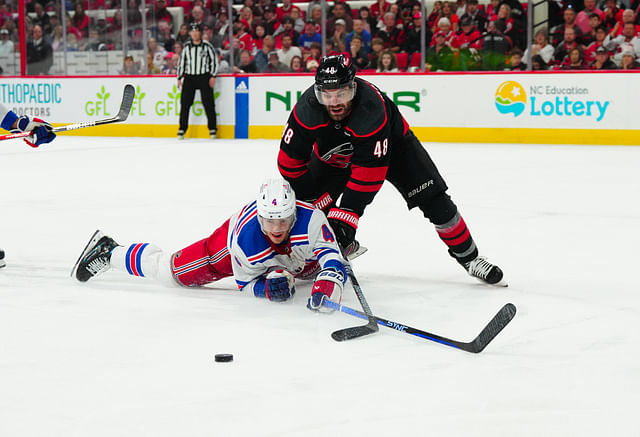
[{"x1": 314, "y1": 55, "x2": 357, "y2": 104}]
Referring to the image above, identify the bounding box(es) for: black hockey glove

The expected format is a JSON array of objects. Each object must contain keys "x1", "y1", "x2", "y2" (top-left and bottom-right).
[{"x1": 327, "y1": 207, "x2": 359, "y2": 250}]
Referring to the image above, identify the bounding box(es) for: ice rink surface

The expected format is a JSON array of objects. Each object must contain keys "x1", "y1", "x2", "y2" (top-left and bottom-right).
[{"x1": 1, "y1": 136, "x2": 639, "y2": 437}]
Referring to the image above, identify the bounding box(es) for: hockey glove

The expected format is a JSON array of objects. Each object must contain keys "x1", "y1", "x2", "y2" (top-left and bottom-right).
[
  {"x1": 15, "y1": 115, "x2": 56, "y2": 148},
  {"x1": 307, "y1": 266, "x2": 346, "y2": 312},
  {"x1": 253, "y1": 270, "x2": 295, "y2": 302},
  {"x1": 327, "y1": 207, "x2": 359, "y2": 250},
  {"x1": 312, "y1": 192, "x2": 334, "y2": 212}
]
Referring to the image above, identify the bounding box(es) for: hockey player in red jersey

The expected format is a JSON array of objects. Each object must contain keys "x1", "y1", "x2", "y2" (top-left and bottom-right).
[
  {"x1": 71, "y1": 179, "x2": 348, "y2": 311},
  {"x1": 277, "y1": 54, "x2": 505, "y2": 285}
]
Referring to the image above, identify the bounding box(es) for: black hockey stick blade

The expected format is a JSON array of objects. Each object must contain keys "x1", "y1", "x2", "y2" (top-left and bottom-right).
[
  {"x1": 330, "y1": 258, "x2": 379, "y2": 342},
  {"x1": 115, "y1": 84, "x2": 135, "y2": 122},
  {"x1": 324, "y1": 300, "x2": 516, "y2": 353},
  {"x1": 331, "y1": 320, "x2": 379, "y2": 341}
]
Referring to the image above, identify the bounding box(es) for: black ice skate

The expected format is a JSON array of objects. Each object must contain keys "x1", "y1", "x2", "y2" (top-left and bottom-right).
[
  {"x1": 344, "y1": 240, "x2": 368, "y2": 261},
  {"x1": 0, "y1": 248, "x2": 5, "y2": 268},
  {"x1": 71, "y1": 230, "x2": 119, "y2": 282},
  {"x1": 464, "y1": 256, "x2": 506, "y2": 286}
]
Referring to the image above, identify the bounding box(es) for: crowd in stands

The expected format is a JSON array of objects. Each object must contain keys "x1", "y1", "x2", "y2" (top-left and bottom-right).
[{"x1": 3, "y1": 0, "x2": 640, "y2": 74}]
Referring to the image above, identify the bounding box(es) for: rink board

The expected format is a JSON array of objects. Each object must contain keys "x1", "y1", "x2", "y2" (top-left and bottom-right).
[{"x1": 1, "y1": 72, "x2": 638, "y2": 144}]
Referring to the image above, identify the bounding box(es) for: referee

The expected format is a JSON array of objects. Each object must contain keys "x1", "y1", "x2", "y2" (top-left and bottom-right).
[{"x1": 177, "y1": 23, "x2": 219, "y2": 139}]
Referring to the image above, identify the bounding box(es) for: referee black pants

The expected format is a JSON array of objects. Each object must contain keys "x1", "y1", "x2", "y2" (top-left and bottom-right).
[{"x1": 179, "y1": 74, "x2": 217, "y2": 133}]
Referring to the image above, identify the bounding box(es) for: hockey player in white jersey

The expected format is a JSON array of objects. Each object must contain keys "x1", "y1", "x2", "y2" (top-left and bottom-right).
[
  {"x1": 1, "y1": 103, "x2": 57, "y2": 268},
  {"x1": 71, "y1": 178, "x2": 347, "y2": 311}
]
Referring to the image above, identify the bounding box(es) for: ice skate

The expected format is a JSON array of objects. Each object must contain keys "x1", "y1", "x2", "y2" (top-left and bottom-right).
[
  {"x1": 71, "y1": 230, "x2": 120, "y2": 282},
  {"x1": 464, "y1": 256, "x2": 507, "y2": 287},
  {"x1": 0, "y1": 248, "x2": 5, "y2": 268},
  {"x1": 210, "y1": 129, "x2": 217, "y2": 139},
  {"x1": 177, "y1": 130, "x2": 185, "y2": 140}
]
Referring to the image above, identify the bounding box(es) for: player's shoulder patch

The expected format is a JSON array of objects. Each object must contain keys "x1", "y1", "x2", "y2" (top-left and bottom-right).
[
  {"x1": 345, "y1": 78, "x2": 388, "y2": 138},
  {"x1": 292, "y1": 86, "x2": 330, "y2": 130}
]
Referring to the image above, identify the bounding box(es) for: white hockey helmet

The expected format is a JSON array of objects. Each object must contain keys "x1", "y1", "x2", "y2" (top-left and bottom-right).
[{"x1": 256, "y1": 178, "x2": 297, "y2": 232}]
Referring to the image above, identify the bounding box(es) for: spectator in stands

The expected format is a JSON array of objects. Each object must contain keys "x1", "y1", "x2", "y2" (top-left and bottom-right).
[
  {"x1": 585, "y1": 25, "x2": 608, "y2": 62},
  {"x1": 426, "y1": 30, "x2": 454, "y2": 70},
  {"x1": 66, "y1": 33, "x2": 80, "y2": 51},
  {"x1": 189, "y1": 5, "x2": 207, "y2": 29},
  {"x1": 230, "y1": 20, "x2": 254, "y2": 51},
  {"x1": 255, "y1": 34, "x2": 274, "y2": 71},
  {"x1": 277, "y1": 33, "x2": 301, "y2": 68},
  {"x1": 524, "y1": 27, "x2": 554, "y2": 65},
  {"x1": 562, "y1": 46, "x2": 587, "y2": 68},
  {"x1": 376, "y1": 49, "x2": 399, "y2": 71},
  {"x1": 577, "y1": 0, "x2": 605, "y2": 34},
  {"x1": 368, "y1": 36, "x2": 385, "y2": 67},
  {"x1": 428, "y1": 1, "x2": 443, "y2": 30},
  {"x1": 348, "y1": 35, "x2": 370, "y2": 70},
  {"x1": 480, "y1": 20, "x2": 512, "y2": 70},
  {"x1": 253, "y1": 24, "x2": 266, "y2": 51},
  {"x1": 276, "y1": 0, "x2": 302, "y2": 22},
  {"x1": 553, "y1": 26, "x2": 580, "y2": 64},
  {"x1": 437, "y1": 1, "x2": 460, "y2": 33},
  {"x1": 274, "y1": 16, "x2": 299, "y2": 48},
  {"x1": 358, "y1": 6, "x2": 376, "y2": 34},
  {"x1": 146, "y1": 52, "x2": 161, "y2": 74},
  {"x1": 126, "y1": 0, "x2": 142, "y2": 31},
  {"x1": 376, "y1": 12, "x2": 406, "y2": 52},
  {"x1": 551, "y1": 5, "x2": 584, "y2": 46},
  {"x1": 27, "y1": 24, "x2": 53, "y2": 75},
  {"x1": 307, "y1": 5, "x2": 323, "y2": 33},
  {"x1": 460, "y1": 0, "x2": 486, "y2": 33},
  {"x1": 619, "y1": 45, "x2": 640, "y2": 67},
  {"x1": 240, "y1": 6, "x2": 256, "y2": 31},
  {"x1": 32, "y1": 2, "x2": 51, "y2": 36},
  {"x1": 296, "y1": 20, "x2": 320, "y2": 51},
  {"x1": 234, "y1": 48, "x2": 259, "y2": 72},
  {"x1": 611, "y1": 9, "x2": 640, "y2": 36},
  {"x1": 212, "y1": 12, "x2": 229, "y2": 48},
  {"x1": 176, "y1": 23, "x2": 190, "y2": 45},
  {"x1": 327, "y1": 2, "x2": 353, "y2": 35},
  {"x1": 154, "y1": 20, "x2": 175, "y2": 52},
  {"x1": 370, "y1": 0, "x2": 391, "y2": 23},
  {"x1": 456, "y1": 14, "x2": 482, "y2": 49},
  {"x1": 508, "y1": 47, "x2": 527, "y2": 69},
  {"x1": 289, "y1": 55, "x2": 304, "y2": 72},
  {"x1": 305, "y1": 57, "x2": 319, "y2": 72},
  {"x1": 148, "y1": 36, "x2": 168, "y2": 67},
  {"x1": 150, "y1": 0, "x2": 174, "y2": 31},
  {"x1": 590, "y1": 44, "x2": 618, "y2": 68},
  {"x1": 347, "y1": 18, "x2": 373, "y2": 53},
  {"x1": 107, "y1": 10, "x2": 124, "y2": 48},
  {"x1": 529, "y1": 54, "x2": 547, "y2": 70},
  {"x1": 0, "y1": 28, "x2": 13, "y2": 55},
  {"x1": 264, "y1": 50, "x2": 290, "y2": 72},
  {"x1": 83, "y1": 26, "x2": 108, "y2": 51},
  {"x1": 430, "y1": 17, "x2": 457, "y2": 47},
  {"x1": 173, "y1": 41, "x2": 183, "y2": 57},
  {"x1": 581, "y1": 12, "x2": 603, "y2": 46},
  {"x1": 494, "y1": 4, "x2": 514, "y2": 40},
  {"x1": 304, "y1": 41, "x2": 322, "y2": 64},
  {"x1": 162, "y1": 52, "x2": 179, "y2": 74},
  {"x1": 121, "y1": 55, "x2": 140, "y2": 74},
  {"x1": 71, "y1": 2, "x2": 90, "y2": 39},
  {"x1": 240, "y1": 0, "x2": 261, "y2": 20},
  {"x1": 602, "y1": 0, "x2": 623, "y2": 32},
  {"x1": 329, "y1": 18, "x2": 348, "y2": 52},
  {"x1": 604, "y1": 21, "x2": 640, "y2": 61}
]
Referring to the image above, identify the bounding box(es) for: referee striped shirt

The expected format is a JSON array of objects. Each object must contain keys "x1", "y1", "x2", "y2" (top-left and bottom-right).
[{"x1": 177, "y1": 40, "x2": 218, "y2": 78}]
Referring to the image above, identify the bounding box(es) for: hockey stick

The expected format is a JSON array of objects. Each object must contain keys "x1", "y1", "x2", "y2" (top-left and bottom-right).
[
  {"x1": 323, "y1": 300, "x2": 517, "y2": 353},
  {"x1": 330, "y1": 248, "x2": 379, "y2": 341},
  {"x1": 0, "y1": 84, "x2": 135, "y2": 141}
]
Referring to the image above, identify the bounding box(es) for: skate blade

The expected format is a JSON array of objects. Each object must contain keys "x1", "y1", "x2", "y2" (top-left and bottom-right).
[
  {"x1": 70, "y1": 229, "x2": 104, "y2": 279},
  {"x1": 347, "y1": 245, "x2": 368, "y2": 261}
]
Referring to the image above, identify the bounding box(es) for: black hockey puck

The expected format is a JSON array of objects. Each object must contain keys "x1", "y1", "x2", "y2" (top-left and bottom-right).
[{"x1": 214, "y1": 353, "x2": 233, "y2": 363}]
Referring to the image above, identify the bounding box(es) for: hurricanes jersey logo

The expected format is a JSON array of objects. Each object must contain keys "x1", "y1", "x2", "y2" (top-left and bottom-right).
[
  {"x1": 495, "y1": 81, "x2": 527, "y2": 117},
  {"x1": 320, "y1": 142, "x2": 354, "y2": 168}
]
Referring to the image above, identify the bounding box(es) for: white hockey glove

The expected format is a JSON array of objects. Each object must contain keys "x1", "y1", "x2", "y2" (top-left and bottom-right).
[{"x1": 307, "y1": 267, "x2": 345, "y2": 313}]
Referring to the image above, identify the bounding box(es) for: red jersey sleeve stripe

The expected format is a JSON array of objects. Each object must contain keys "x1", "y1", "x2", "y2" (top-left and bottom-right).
[{"x1": 278, "y1": 148, "x2": 308, "y2": 167}]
